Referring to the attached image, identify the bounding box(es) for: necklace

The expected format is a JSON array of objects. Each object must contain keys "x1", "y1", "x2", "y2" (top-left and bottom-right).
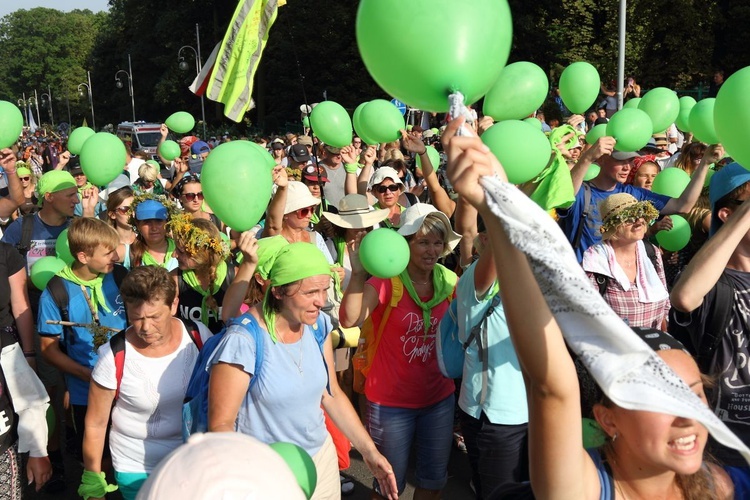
[
  {"x1": 411, "y1": 278, "x2": 431, "y2": 286},
  {"x1": 278, "y1": 328, "x2": 304, "y2": 375}
]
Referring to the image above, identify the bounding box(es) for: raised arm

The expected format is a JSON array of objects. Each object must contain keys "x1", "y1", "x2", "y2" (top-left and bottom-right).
[
  {"x1": 570, "y1": 137, "x2": 615, "y2": 195},
  {"x1": 221, "y1": 232, "x2": 258, "y2": 322},
  {"x1": 0, "y1": 149, "x2": 24, "y2": 219},
  {"x1": 356, "y1": 146, "x2": 377, "y2": 196},
  {"x1": 339, "y1": 234, "x2": 380, "y2": 328},
  {"x1": 401, "y1": 131, "x2": 455, "y2": 217},
  {"x1": 264, "y1": 167, "x2": 288, "y2": 237},
  {"x1": 662, "y1": 144, "x2": 723, "y2": 215}
]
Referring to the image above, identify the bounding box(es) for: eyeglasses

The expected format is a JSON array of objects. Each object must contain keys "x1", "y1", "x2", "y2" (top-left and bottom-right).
[
  {"x1": 182, "y1": 192, "x2": 204, "y2": 201},
  {"x1": 19, "y1": 177, "x2": 30, "y2": 181},
  {"x1": 295, "y1": 206, "x2": 315, "y2": 218},
  {"x1": 375, "y1": 184, "x2": 400, "y2": 194},
  {"x1": 115, "y1": 206, "x2": 131, "y2": 214}
]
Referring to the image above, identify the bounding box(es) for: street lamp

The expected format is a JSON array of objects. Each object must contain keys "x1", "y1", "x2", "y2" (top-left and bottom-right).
[
  {"x1": 17, "y1": 93, "x2": 28, "y2": 127},
  {"x1": 177, "y1": 23, "x2": 207, "y2": 139},
  {"x1": 78, "y1": 70, "x2": 96, "y2": 130},
  {"x1": 115, "y1": 54, "x2": 136, "y2": 122},
  {"x1": 41, "y1": 86, "x2": 54, "y2": 128}
]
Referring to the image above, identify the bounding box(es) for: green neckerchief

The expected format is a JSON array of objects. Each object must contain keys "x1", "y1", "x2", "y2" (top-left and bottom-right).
[
  {"x1": 399, "y1": 264, "x2": 457, "y2": 336},
  {"x1": 373, "y1": 202, "x2": 404, "y2": 229},
  {"x1": 142, "y1": 238, "x2": 176, "y2": 268},
  {"x1": 311, "y1": 200, "x2": 328, "y2": 225},
  {"x1": 181, "y1": 260, "x2": 228, "y2": 324},
  {"x1": 77, "y1": 182, "x2": 93, "y2": 195},
  {"x1": 331, "y1": 235, "x2": 347, "y2": 299},
  {"x1": 57, "y1": 265, "x2": 111, "y2": 313}
]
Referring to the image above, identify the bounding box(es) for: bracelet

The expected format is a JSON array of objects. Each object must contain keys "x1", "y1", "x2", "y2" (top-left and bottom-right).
[
  {"x1": 344, "y1": 163, "x2": 359, "y2": 174},
  {"x1": 4, "y1": 169, "x2": 16, "y2": 175},
  {"x1": 23, "y1": 351, "x2": 36, "y2": 358},
  {"x1": 417, "y1": 150, "x2": 427, "y2": 155}
]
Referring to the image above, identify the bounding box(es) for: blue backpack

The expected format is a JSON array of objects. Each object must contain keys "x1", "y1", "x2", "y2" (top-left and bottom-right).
[{"x1": 181, "y1": 311, "x2": 332, "y2": 441}]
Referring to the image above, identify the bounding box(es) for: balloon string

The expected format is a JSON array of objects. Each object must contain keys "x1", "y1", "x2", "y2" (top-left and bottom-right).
[{"x1": 448, "y1": 92, "x2": 476, "y2": 137}]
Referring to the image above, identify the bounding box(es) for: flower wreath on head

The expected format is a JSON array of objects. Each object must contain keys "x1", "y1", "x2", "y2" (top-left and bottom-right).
[
  {"x1": 168, "y1": 212, "x2": 230, "y2": 260},
  {"x1": 126, "y1": 192, "x2": 182, "y2": 230},
  {"x1": 600, "y1": 201, "x2": 659, "y2": 236}
]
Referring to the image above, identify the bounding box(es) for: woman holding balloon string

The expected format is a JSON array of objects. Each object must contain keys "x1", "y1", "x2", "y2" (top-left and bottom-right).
[{"x1": 340, "y1": 203, "x2": 461, "y2": 499}]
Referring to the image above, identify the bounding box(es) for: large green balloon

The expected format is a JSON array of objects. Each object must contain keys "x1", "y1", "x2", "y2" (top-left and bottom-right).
[
  {"x1": 688, "y1": 98, "x2": 719, "y2": 144},
  {"x1": 606, "y1": 108, "x2": 653, "y2": 152},
  {"x1": 651, "y1": 167, "x2": 691, "y2": 198},
  {"x1": 159, "y1": 140, "x2": 181, "y2": 161},
  {"x1": 356, "y1": 0, "x2": 513, "y2": 112},
  {"x1": 483, "y1": 62, "x2": 549, "y2": 121},
  {"x1": 482, "y1": 120, "x2": 552, "y2": 184},
  {"x1": 623, "y1": 98, "x2": 641, "y2": 109},
  {"x1": 0, "y1": 101, "x2": 24, "y2": 149},
  {"x1": 416, "y1": 146, "x2": 441, "y2": 171},
  {"x1": 558, "y1": 62, "x2": 601, "y2": 114},
  {"x1": 309, "y1": 101, "x2": 352, "y2": 148},
  {"x1": 165, "y1": 111, "x2": 195, "y2": 134},
  {"x1": 583, "y1": 163, "x2": 600, "y2": 181},
  {"x1": 655, "y1": 215, "x2": 691, "y2": 252},
  {"x1": 269, "y1": 442, "x2": 317, "y2": 499},
  {"x1": 358, "y1": 100, "x2": 405, "y2": 144},
  {"x1": 638, "y1": 87, "x2": 680, "y2": 133},
  {"x1": 675, "y1": 96, "x2": 696, "y2": 133},
  {"x1": 54, "y1": 228, "x2": 75, "y2": 265},
  {"x1": 523, "y1": 117, "x2": 542, "y2": 130},
  {"x1": 30, "y1": 257, "x2": 67, "y2": 290},
  {"x1": 715, "y1": 66, "x2": 750, "y2": 170},
  {"x1": 79, "y1": 132, "x2": 127, "y2": 186},
  {"x1": 359, "y1": 228, "x2": 410, "y2": 278},
  {"x1": 67, "y1": 127, "x2": 95, "y2": 155},
  {"x1": 201, "y1": 141, "x2": 274, "y2": 231},
  {"x1": 586, "y1": 123, "x2": 609, "y2": 145}
]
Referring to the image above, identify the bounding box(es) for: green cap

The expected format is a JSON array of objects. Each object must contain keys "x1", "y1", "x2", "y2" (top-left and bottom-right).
[
  {"x1": 37, "y1": 171, "x2": 76, "y2": 205},
  {"x1": 16, "y1": 167, "x2": 31, "y2": 178}
]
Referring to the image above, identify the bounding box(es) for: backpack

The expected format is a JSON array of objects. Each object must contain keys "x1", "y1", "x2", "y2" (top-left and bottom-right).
[
  {"x1": 352, "y1": 277, "x2": 403, "y2": 394},
  {"x1": 568, "y1": 182, "x2": 593, "y2": 252},
  {"x1": 181, "y1": 311, "x2": 332, "y2": 440},
  {"x1": 589, "y1": 242, "x2": 660, "y2": 296},
  {"x1": 15, "y1": 214, "x2": 37, "y2": 257}
]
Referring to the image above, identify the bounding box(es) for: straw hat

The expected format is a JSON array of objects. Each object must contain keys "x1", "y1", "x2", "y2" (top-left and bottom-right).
[
  {"x1": 322, "y1": 194, "x2": 389, "y2": 229},
  {"x1": 599, "y1": 193, "x2": 659, "y2": 239}
]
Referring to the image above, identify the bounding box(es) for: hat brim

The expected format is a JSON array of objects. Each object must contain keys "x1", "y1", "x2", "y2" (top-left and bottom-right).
[
  {"x1": 398, "y1": 209, "x2": 461, "y2": 256},
  {"x1": 284, "y1": 194, "x2": 321, "y2": 214},
  {"x1": 612, "y1": 151, "x2": 641, "y2": 161},
  {"x1": 322, "y1": 207, "x2": 390, "y2": 229},
  {"x1": 303, "y1": 174, "x2": 329, "y2": 183}
]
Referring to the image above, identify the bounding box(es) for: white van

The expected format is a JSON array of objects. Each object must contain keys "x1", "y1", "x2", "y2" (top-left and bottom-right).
[{"x1": 116, "y1": 122, "x2": 163, "y2": 155}]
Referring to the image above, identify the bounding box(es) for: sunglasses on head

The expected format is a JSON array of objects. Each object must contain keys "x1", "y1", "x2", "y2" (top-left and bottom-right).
[
  {"x1": 295, "y1": 206, "x2": 315, "y2": 218},
  {"x1": 375, "y1": 184, "x2": 400, "y2": 194},
  {"x1": 182, "y1": 192, "x2": 204, "y2": 201},
  {"x1": 115, "y1": 206, "x2": 131, "y2": 214}
]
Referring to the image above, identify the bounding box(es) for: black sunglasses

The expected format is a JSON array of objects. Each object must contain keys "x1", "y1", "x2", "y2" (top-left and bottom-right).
[{"x1": 375, "y1": 184, "x2": 400, "y2": 194}]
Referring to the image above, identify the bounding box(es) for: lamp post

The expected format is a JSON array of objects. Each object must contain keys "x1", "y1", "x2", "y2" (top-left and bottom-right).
[
  {"x1": 178, "y1": 23, "x2": 207, "y2": 139},
  {"x1": 41, "y1": 86, "x2": 54, "y2": 128},
  {"x1": 78, "y1": 71, "x2": 95, "y2": 130},
  {"x1": 17, "y1": 93, "x2": 28, "y2": 127},
  {"x1": 115, "y1": 54, "x2": 136, "y2": 122}
]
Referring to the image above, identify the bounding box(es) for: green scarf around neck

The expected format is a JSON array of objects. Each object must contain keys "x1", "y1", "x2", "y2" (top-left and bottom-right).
[
  {"x1": 142, "y1": 238, "x2": 175, "y2": 268},
  {"x1": 399, "y1": 263, "x2": 457, "y2": 336},
  {"x1": 57, "y1": 265, "x2": 111, "y2": 313},
  {"x1": 181, "y1": 260, "x2": 228, "y2": 324}
]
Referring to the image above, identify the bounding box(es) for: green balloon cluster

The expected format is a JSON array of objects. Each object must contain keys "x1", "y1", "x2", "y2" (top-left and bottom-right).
[
  {"x1": 55, "y1": 228, "x2": 75, "y2": 265},
  {"x1": 675, "y1": 96, "x2": 696, "y2": 133},
  {"x1": 30, "y1": 257, "x2": 66, "y2": 290},
  {"x1": 269, "y1": 442, "x2": 317, "y2": 499},
  {"x1": 165, "y1": 111, "x2": 195, "y2": 134},
  {"x1": 606, "y1": 108, "x2": 653, "y2": 152},
  {"x1": 655, "y1": 215, "x2": 691, "y2": 252},
  {"x1": 715, "y1": 66, "x2": 750, "y2": 170},
  {"x1": 357, "y1": 99, "x2": 405, "y2": 144},
  {"x1": 623, "y1": 98, "x2": 641, "y2": 109},
  {"x1": 416, "y1": 146, "x2": 441, "y2": 170},
  {"x1": 586, "y1": 123, "x2": 608, "y2": 145},
  {"x1": 638, "y1": 87, "x2": 679, "y2": 133},
  {"x1": 80, "y1": 132, "x2": 127, "y2": 186},
  {"x1": 359, "y1": 228, "x2": 410, "y2": 278},
  {"x1": 309, "y1": 101, "x2": 352, "y2": 148},
  {"x1": 651, "y1": 168, "x2": 691, "y2": 198},
  {"x1": 201, "y1": 141, "x2": 274, "y2": 231},
  {"x1": 356, "y1": 0, "x2": 513, "y2": 112},
  {"x1": 688, "y1": 98, "x2": 719, "y2": 144},
  {"x1": 482, "y1": 120, "x2": 552, "y2": 184},
  {"x1": 353, "y1": 102, "x2": 377, "y2": 145},
  {"x1": 483, "y1": 62, "x2": 548, "y2": 121},
  {"x1": 0, "y1": 101, "x2": 25, "y2": 149},
  {"x1": 559, "y1": 62, "x2": 600, "y2": 114},
  {"x1": 67, "y1": 127, "x2": 95, "y2": 155},
  {"x1": 159, "y1": 140, "x2": 181, "y2": 161}
]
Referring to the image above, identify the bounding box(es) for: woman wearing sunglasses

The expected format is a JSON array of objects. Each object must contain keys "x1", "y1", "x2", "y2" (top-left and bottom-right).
[
  {"x1": 367, "y1": 167, "x2": 408, "y2": 229},
  {"x1": 172, "y1": 175, "x2": 223, "y2": 231},
  {"x1": 106, "y1": 187, "x2": 136, "y2": 267},
  {"x1": 12, "y1": 164, "x2": 38, "y2": 220}
]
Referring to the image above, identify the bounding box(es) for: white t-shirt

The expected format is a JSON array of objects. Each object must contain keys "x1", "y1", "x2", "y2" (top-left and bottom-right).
[
  {"x1": 127, "y1": 158, "x2": 146, "y2": 185},
  {"x1": 92, "y1": 321, "x2": 212, "y2": 473}
]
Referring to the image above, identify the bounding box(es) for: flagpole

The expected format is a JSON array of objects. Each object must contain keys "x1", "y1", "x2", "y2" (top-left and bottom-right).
[
  {"x1": 196, "y1": 23, "x2": 207, "y2": 139},
  {"x1": 34, "y1": 89, "x2": 42, "y2": 127}
]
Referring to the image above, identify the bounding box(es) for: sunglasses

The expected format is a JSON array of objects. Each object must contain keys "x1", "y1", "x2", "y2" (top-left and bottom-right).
[
  {"x1": 115, "y1": 206, "x2": 131, "y2": 215},
  {"x1": 375, "y1": 184, "x2": 400, "y2": 194},
  {"x1": 182, "y1": 192, "x2": 204, "y2": 201},
  {"x1": 19, "y1": 177, "x2": 30, "y2": 181},
  {"x1": 295, "y1": 206, "x2": 315, "y2": 218}
]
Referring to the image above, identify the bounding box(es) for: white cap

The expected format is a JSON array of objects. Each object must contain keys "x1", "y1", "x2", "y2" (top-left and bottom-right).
[
  {"x1": 370, "y1": 166, "x2": 404, "y2": 187},
  {"x1": 98, "y1": 174, "x2": 131, "y2": 202},
  {"x1": 397, "y1": 203, "x2": 461, "y2": 256},
  {"x1": 283, "y1": 181, "x2": 321, "y2": 215}
]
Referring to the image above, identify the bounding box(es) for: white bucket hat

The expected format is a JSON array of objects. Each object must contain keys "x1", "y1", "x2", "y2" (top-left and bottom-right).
[
  {"x1": 98, "y1": 174, "x2": 131, "y2": 202},
  {"x1": 397, "y1": 203, "x2": 461, "y2": 256},
  {"x1": 322, "y1": 194, "x2": 389, "y2": 229},
  {"x1": 370, "y1": 166, "x2": 404, "y2": 187},
  {"x1": 283, "y1": 181, "x2": 321, "y2": 215}
]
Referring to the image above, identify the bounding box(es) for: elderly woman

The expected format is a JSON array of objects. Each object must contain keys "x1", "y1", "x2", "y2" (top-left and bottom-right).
[
  {"x1": 582, "y1": 193, "x2": 670, "y2": 329},
  {"x1": 128, "y1": 196, "x2": 178, "y2": 270},
  {"x1": 171, "y1": 174, "x2": 222, "y2": 230},
  {"x1": 208, "y1": 243, "x2": 398, "y2": 499},
  {"x1": 133, "y1": 161, "x2": 167, "y2": 196},
  {"x1": 340, "y1": 204, "x2": 461, "y2": 499}
]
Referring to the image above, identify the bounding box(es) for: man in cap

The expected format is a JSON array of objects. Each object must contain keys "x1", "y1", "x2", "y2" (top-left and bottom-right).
[
  {"x1": 319, "y1": 144, "x2": 346, "y2": 209},
  {"x1": 188, "y1": 141, "x2": 211, "y2": 175},
  {"x1": 286, "y1": 144, "x2": 312, "y2": 181}
]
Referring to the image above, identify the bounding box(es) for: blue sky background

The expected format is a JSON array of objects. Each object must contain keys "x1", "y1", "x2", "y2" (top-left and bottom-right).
[{"x1": 0, "y1": 0, "x2": 110, "y2": 19}]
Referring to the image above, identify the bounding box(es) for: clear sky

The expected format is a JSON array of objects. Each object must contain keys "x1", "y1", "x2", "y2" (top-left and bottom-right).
[{"x1": 0, "y1": 0, "x2": 110, "y2": 19}]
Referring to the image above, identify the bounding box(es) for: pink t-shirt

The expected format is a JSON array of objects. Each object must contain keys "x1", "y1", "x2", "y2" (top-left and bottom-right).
[{"x1": 364, "y1": 277, "x2": 455, "y2": 408}]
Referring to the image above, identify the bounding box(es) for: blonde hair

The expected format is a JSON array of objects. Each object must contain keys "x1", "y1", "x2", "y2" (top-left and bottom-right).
[
  {"x1": 174, "y1": 218, "x2": 228, "y2": 313},
  {"x1": 407, "y1": 213, "x2": 451, "y2": 256},
  {"x1": 138, "y1": 162, "x2": 159, "y2": 182},
  {"x1": 68, "y1": 217, "x2": 120, "y2": 258}
]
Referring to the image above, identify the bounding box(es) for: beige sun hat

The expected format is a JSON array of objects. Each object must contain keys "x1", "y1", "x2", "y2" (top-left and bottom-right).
[
  {"x1": 283, "y1": 181, "x2": 321, "y2": 215},
  {"x1": 599, "y1": 193, "x2": 659, "y2": 240},
  {"x1": 322, "y1": 194, "x2": 390, "y2": 229},
  {"x1": 397, "y1": 203, "x2": 461, "y2": 256}
]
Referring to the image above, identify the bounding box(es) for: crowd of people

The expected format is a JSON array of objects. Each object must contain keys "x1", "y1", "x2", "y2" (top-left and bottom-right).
[{"x1": 0, "y1": 78, "x2": 747, "y2": 500}]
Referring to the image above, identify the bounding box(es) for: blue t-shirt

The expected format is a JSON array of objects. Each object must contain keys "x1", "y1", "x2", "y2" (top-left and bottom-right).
[
  {"x1": 37, "y1": 273, "x2": 127, "y2": 405},
  {"x1": 559, "y1": 182, "x2": 670, "y2": 262},
  {"x1": 456, "y1": 262, "x2": 528, "y2": 425},
  {"x1": 209, "y1": 319, "x2": 329, "y2": 455},
  {"x1": 1, "y1": 214, "x2": 69, "y2": 274}
]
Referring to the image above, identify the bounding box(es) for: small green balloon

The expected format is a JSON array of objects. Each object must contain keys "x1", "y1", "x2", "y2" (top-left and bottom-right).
[
  {"x1": 559, "y1": 62, "x2": 601, "y2": 114},
  {"x1": 523, "y1": 117, "x2": 542, "y2": 130},
  {"x1": 269, "y1": 442, "x2": 317, "y2": 499},
  {"x1": 586, "y1": 123, "x2": 609, "y2": 145},
  {"x1": 54, "y1": 228, "x2": 75, "y2": 265},
  {"x1": 638, "y1": 87, "x2": 679, "y2": 133},
  {"x1": 301, "y1": 116, "x2": 310, "y2": 127},
  {"x1": 67, "y1": 127, "x2": 95, "y2": 155},
  {"x1": 0, "y1": 101, "x2": 24, "y2": 149},
  {"x1": 583, "y1": 163, "x2": 600, "y2": 181},
  {"x1": 655, "y1": 214, "x2": 691, "y2": 252},
  {"x1": 623, "y1": 98, "x2": 641, "y2": 109},
  {"x1": 715, "y1": 66, "x2": 750, "y2": 170},
  {"x1": 159, "y1": 140, "x2": 181, "y2": 161},
  {"x1": 606, "y1": 108, "x2": 653, "y2": 152},
  {"x1": 165, "y1": 111, "x2": 195, "y2": 134},
  {"x1": 30, "y1": 257, "x2": 67, "y2": 290},
  {"x1": 651, "y1": 167, "x2": 691, "y2": 198},
  {"x1": 358, "y1": 99, "x2": 405, "y2": 143},
  {"x1": 416, "y1": 146, "x2": 441, "y2": 170},
  {"x1": 688, "y1": 98, "x2": 719, "y2": 144},
  {"x1": 80, "y1": 132, "x2": 127, "y2": 186},
  {"x1": 482, "y1": 120, "x2": 552, "y2": 185},
  {"x1": 352, "y1": 102, "x2": 379, "y2": 146},
  {"x1": 675, "y1": 96, "x2": 696, "y2": 133},
  {"x1": 309, "y1": 101, "x2": 353, "y2": 148},
  {"x1": 483, "y1": 61, "x2": 549, "y2": 121},
  {"x1": 359, "y1": 228, "x2": 410, "y2": 278}
]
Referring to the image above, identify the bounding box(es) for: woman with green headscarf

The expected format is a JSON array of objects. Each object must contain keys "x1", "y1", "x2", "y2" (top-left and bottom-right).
[{"x1": 207, "y1": 242, "x2": 398, "y2": 500}]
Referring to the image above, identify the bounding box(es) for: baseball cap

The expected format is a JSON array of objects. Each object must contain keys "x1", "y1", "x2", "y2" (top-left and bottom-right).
[
  {"x1": 297, "y1": 135, "x2": 313, "y2": 147},
  {"x1": 397, "y1": 203, "x2": 461, "y2": 256},
  {"x1": 301, "y1": 164, "x2": 329, "y2": 183},
  {"x1": 323, "y1": 144, "x2": 341, "y2": 155},
  {"x1": 611, "y1": 151, "x2": 641, "y2": 161},
  {"x1": 289, "y1": 144, "x2": 311, "y2": 163},
  {"x1": 135, "y1": 199, "x2": 168, "y2": 221},
  {"x1": 190, "y1": 141, "x2": 210, "y2": 155},
  {"x1": 99, "y1": 174, "x2": 132, "y2": 202},
  {"x1": 370, "y1": 166, "x2": 404, "y2": 187},
  {"x1": 69, "y1": 165, "x2": 84, "y2": 176},
  {"x1": 709, "y1": 162, "x2": 750, "y2": 235}
]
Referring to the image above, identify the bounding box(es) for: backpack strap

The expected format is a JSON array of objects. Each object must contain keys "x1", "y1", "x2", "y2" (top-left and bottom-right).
[
  {"x1": 111, "y1": 264, "x2": 129, "y2": 288},
  {"x1": 16, "y1": 214, "x2": 35, "y2": 257},
  {"x1": 696, "y1": 272, "x2": 734, "y2": 369},
  {"x1": 643, "y1": 241, "x2": 659, "y2": 270},
  {"x1": 363, "y1": 276, "x2": 403, "y2": 377},
  {"x1": 570, "y1": 182, "x2": 592, "y2": 251},
  {"x1": 590, "y1": 272, "x2": 610, "y2": 297},
  {"x1": 46, "y1": 275, "x2": 73, "y2": 348},
  {"x1": 181, "y1": 318, "x2": 203, "y2": 350},
  {"x1": 110, "y1": 330, "x2": 127, "y2": 400}
]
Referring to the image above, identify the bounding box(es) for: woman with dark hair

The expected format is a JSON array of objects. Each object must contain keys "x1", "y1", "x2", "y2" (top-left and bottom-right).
[
  {"x1": 673, "y1": 142, "x2": 708, "y2": 177},
  {"x1": 171, "y1": 174, "x2": 222, "y2": 230},
  {"x1": 106, "y1": 187, "x2": 136, "y2": 267}
]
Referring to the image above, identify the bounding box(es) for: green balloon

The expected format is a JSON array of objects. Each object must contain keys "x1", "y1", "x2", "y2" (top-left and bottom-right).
[
  {"x1": 269, "y1": 442, "x2": 318, "y2": 499},
  {"x1": 715, "y1": 66, "x2": 750, "y2": 170},
  {"x1": 523, "y1": 117, "x2": 542, "y2": 130},
  {"x1": 558, "y1": 62, "x2": 601, "y2": 114},
  {"x1": 483, "y1": 61, "x2": 549, "y2": 121},
  {"x1": 651, "y1": 167, "x2": 691, "y2": 198},
  {"x1": 416, "y1": 145, "x2": 441, "y2": 170},
  {"x1": 675, "y1": 96, "x2": 696, "y2": 133},
  {"x1": 165, "y1": 111, "x2": 195, "y2": 134},
  {"x1": 582, "y1": 418, "x2": 606, "y2": 448},
  {"x1": 309, "y1": 101, "x2": 353, "y2": 148},
  {"x1": 586, "y1": 123, "x2": 609, "y2": 145},
  {"x1": 606, "y1": 108, "x2": 653, "y2": 152},
  {"x1": 358, "y1": 99, "x2": 405, "y2": 143},
  {"x1": 356, "y1": 0, "x2": 513, "y2": 112},
  {"x1": 67, "y1": 127, "x2": 95, "y2": 155},
  {"x1": 352, "y1": 102, "x2": 379, "y2": 146},
  {"x1": 655, "y1": 214, "x2": 691, "y2": 252},
  {"x1": 359, "y1": 228, "x2": 410, "y2": 278},
  {"x1": 30, "y1": 257, "x2": 67, "y2": 290},
  {"x1": 80, "y1": 132, "x2": 127, "y2": 186},
  {"x1": 583, "y1": 163, "x2": 600, "y2": 181},
  {"x1": 54, "y1": 228, "x2": 75, "y2": 265},
  {"x1": 201, "y1": 141, "x2": 274, "y2": 231},
  {"x1": 688, "y1": 98, "x2": 719, "y2": 144},
  {"x1": 159, "y1": 140, "x2": 181, "y2": 161},
  {"x1": 482, "y1": 120, "x2": 552, "y2": 185},
  {"x1": 301, "y1": 116, "x2": 310, "y2": 127},
  {"x1": 638, "y1": 87, "x2": 679, "y2": 133},
  {"x1": 0, "y1": 101, "x2": 24, "y2": 149},
  {"x1": 623, "y1": 97, "x2": 641, "y2": 109}
]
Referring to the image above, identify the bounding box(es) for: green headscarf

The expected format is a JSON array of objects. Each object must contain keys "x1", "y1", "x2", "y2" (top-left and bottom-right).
[
  {"x1": 37, "y1": 170, "x2": 76, "y2": 206},
  {"x1": 255, "y1": 236, "x2": 290, "y2": 280},
  {"x1": 16, "y1": 166, "x2": 31, "y2": 178},
  {"x1": 262, "y1": 242, "x2": 332, "y2": 342}
]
